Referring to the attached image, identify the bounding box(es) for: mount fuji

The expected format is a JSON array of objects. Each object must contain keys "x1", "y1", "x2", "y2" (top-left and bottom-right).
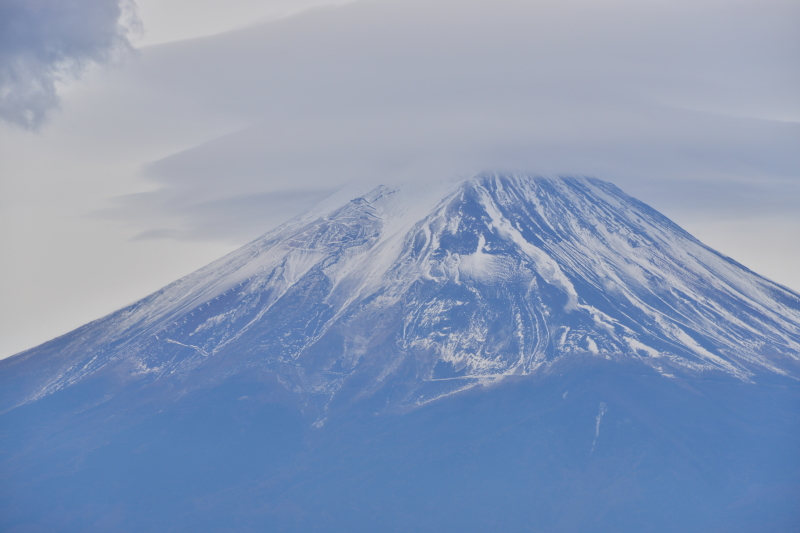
[{"x1": 2, "y1": 175, "x2": 799, "y2": 532}]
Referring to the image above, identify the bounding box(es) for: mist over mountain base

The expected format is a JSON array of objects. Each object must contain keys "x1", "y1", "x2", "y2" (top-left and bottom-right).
[{"x1": 2, "y1": 359, "x2": 798, "y2": 533}]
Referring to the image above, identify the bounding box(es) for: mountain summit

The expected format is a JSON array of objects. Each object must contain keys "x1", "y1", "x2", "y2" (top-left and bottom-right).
[
  {"x1": 3, "y1": 175, "x2": 798, "y2": 415},
  {"x1": 2, "y1": 174, "x2": 799, "y2": 532}
]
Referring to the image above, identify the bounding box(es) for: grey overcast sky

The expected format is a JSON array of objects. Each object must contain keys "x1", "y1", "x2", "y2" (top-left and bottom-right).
[{"x1": 1, "y1": 0, "x2": 798, "y2": 358}]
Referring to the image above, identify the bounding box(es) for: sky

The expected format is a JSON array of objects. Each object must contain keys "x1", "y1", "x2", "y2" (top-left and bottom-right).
[{"x1": 0, "y1": 0, "x2": 798, "y2": 358}]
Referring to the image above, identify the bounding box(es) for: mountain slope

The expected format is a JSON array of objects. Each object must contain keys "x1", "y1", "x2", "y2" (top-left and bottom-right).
[
  {"x1": 1, "y1": 174, "x2": 799, "y2": 532},
  {"x1": 2, "y1": 175, "x2": 798, "y2": 417}
]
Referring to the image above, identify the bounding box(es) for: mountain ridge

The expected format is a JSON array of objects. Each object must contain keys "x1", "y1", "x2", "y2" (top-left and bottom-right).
[
  {"x1": 3, "y1": 173, "x2": 800, "y2": 532},
  {"x1": 3, "y1": 174, "x2": 799, "y2": 420}
]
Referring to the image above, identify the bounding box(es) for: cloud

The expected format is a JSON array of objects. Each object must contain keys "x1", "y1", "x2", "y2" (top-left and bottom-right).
[
  {"x1": 94, "y1": 0, "x2": 799, "y2": 242},
  {"x1": 112, "y1": 188, "x2": 337, "y2": 242},
  {"x1": 0, "y1": 0, "x2": 137, "y2": 129},
  {"x1": 133, "y1": 0, "x2": 358, "y2": 46}
]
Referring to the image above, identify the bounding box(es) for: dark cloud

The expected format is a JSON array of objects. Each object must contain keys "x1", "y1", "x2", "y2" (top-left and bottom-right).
[{"x1": 0, "y1": 0, "x2": 136, "y2": 129}]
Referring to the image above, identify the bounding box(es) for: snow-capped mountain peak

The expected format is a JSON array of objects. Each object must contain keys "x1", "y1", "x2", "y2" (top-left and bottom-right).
[{"x1": 4, "y1": 174, "x2": 800, "y2": 415}]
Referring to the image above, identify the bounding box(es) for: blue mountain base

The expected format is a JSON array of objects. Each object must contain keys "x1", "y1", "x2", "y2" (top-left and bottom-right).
[{"x1": 2, "y1": 360, "x2": 798, "y2": 532}]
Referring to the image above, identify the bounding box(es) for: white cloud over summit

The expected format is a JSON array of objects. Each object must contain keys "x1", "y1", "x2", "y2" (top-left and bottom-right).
[{"x1": 109, "y1": 0, "x2": 799, "y2": 242}]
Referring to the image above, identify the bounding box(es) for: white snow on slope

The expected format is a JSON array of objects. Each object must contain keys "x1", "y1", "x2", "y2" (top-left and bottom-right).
[{"x1": 9, "y1": 174, "x2": 800, "y2": 410}]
